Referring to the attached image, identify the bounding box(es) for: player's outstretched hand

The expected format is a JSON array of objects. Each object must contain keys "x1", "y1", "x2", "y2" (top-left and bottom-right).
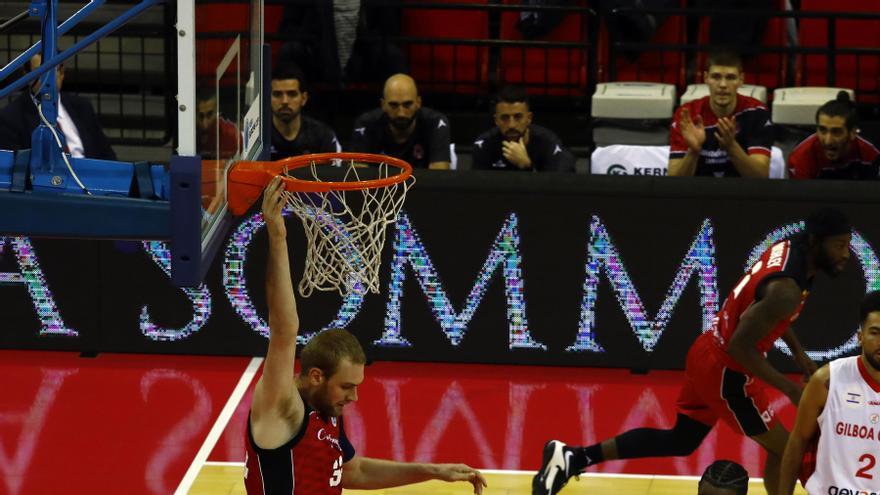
[
  {"x1": 434, "y1": 463, "x2": 488, "y2": 494},
  {"x1": 261, "y1": 176, "x2": 286, "y2": 239}
]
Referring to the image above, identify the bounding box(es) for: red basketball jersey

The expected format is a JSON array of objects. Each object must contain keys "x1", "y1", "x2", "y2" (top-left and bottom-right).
[
  {"x1": 245, "y1": 404, "x2": 355, "y2": 494},
  {"x1": 709, "y1": 238, "x2": 811, "y2": 372},
  {"x1": 788, "y1": 134, "x2": 880, "y2": 180}
]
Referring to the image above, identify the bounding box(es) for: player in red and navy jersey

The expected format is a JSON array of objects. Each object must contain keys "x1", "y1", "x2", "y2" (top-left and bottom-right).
[
  {"x1": 788, "y1": 91, "x2": 880, "y2": 180},
  {"x1": 669, "y1": 51, "x2": 774, "y2": 178},
  {"x1": 246, "y1": 177, "x2": 487, "y2": 495},
  {"x1": 534, "y1": 208, "x2": 853, "y2": 495},
  {"x1": 779, "y1": 291, "x2": 880, "y2": 494}
]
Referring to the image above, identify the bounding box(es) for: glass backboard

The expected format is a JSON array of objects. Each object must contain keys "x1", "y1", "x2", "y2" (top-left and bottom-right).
[{"x1": 171, "y1": 0, "x2": 266, "y2": 286}]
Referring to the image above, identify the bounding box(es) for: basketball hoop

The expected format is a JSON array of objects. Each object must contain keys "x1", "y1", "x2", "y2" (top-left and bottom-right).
[{"x1": 228, "y1": 153, "x2": 414, "y2": 297}]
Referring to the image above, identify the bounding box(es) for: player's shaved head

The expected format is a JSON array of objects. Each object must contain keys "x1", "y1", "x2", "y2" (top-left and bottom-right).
[
  {"x1": 383, "y1": 73, "x2": 419, "y2": 99},
  {"x1": 381, "y1": 74, "x2": 422, "y2": 134}
]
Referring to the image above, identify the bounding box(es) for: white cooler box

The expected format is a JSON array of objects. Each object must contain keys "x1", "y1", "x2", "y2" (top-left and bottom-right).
[
  {"x1": 591, "y1": 82, "x2": 677, "y2": 146},
  {"x1": 772, "y1": 87, "x2": 855, "y2": 125}
]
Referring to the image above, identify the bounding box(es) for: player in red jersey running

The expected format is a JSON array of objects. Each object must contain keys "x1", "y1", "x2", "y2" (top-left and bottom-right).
[
  {"x1": 534, "y1": 208, "x2": 852, "y2": 495},
  {"x1": 245, "y1": 177, "x2": 487, "y2": 495}
]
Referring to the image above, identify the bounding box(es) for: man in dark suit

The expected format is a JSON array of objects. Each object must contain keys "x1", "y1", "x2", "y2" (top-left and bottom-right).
[
  {"x1": 0, "y1": 54, "x2": 116, "y2": 160},
  {"x1": 278, "y1": 0, "x2": 407, "y2": 89}
]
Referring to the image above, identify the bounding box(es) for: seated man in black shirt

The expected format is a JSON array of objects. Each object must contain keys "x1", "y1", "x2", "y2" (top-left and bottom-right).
[
  {"x1": 472, "y1": 85, "x2": 574, "y2": 172},
  {"x1": 270, "y1": 64, "x2": 339, "y2": 160},
  {"x1": 350, "y1": 73, "x2": 451, "y2": 170}
]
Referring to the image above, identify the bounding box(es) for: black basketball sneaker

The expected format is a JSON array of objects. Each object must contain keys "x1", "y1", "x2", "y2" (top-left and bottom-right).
[{"x1": 532, "y1": 440, "x2": 581, "y2": 495}]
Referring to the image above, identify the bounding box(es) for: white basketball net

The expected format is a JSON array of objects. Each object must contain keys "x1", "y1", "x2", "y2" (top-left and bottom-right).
[{"x1": 281, "y1": 159, "x2": 414, "y2": 297}]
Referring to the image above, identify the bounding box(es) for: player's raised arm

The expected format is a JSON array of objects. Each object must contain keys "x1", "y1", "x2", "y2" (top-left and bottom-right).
[
  {"x1": 250, "y1": 177, "x2": 304, "y2": 447},
  {"x1": 728, "y1": 277, "x2": 804, "y2": 404},
  {"x1": 778, "y1": 365, "x2": 828, "y2": 495}
]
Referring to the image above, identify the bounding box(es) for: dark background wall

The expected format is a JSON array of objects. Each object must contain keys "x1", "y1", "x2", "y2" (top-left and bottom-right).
[{"x1": 3, "y1": 173, "x2": 879, "y2": 373}]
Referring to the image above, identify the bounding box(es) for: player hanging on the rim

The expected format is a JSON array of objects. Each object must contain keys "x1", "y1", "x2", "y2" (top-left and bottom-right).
[
  {"x1": 533, "y1": 208, "x2": 853, "y2": 495},
  {"x1": 244, "y1": 177, "x2": 487, "y2": 494}
]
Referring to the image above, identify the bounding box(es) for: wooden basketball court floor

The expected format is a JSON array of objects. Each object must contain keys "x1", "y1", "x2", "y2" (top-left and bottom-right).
[{"x1": 1, "y1": 350, "x2": 807, "y2": 495}]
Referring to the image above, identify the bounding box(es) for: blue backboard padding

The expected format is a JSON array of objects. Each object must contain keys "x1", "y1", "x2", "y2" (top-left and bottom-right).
[
  {"x1": 169, "y1": 155, "x2": 202, "y2": 287},
  {"x1": 0, "y1": 150, "x2": 12, "y2": 189},
  {"x1": 32, "y1": 156, "x2": 134, "y2": 196},
  {"x1": 0, "y1": 190, "x2": 169, "y2": 239}
]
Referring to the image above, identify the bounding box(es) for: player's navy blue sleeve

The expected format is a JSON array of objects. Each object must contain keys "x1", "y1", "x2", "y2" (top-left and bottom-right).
[
  {"x1": 743, "y1": 107, "x2": 773, "y2": 157},
  {"x1": 322, "y1": 129, "x2": 341, "y2": 153},
  {"x1": 471, "y1": 133, "x2": 492, "y2": 169},
  {"x1": 349, "y1": 115, "x2": 371, "y2": 153},
  {"x1": 339, "y1": 417, "x2": 356, "y2": 462}
]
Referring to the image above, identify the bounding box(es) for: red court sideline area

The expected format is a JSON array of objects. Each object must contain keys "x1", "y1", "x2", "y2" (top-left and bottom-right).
[
  {"x1": 0, "y1": 351, "x2": 251, "y2": 495},
  {"x1": 1, "y1": 350, "x2": 798, "y2": 494}
]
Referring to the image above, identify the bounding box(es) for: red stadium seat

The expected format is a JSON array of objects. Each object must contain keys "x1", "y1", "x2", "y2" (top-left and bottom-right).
[
  {"x1": 265, "y1": 4, "x2": 284, "y2": 71},
  {"x1": 694, "y1": 0, "x2": 791, "y2": 90},
  {"x1": 498, "y1": 0, "x2": 589, "y2": 96},
  {"x1": 799, "y1": 0, "x2": 880, "y2": 102},
  {"x1": 195, "y1": 2, "x2": 250, "y2": 32},
  {"x1": 194, "y1": 3, "x2": 252, "y2": 82},
  {"x1": 401, "y1": 0, "x2": 489, "y2": 93}
]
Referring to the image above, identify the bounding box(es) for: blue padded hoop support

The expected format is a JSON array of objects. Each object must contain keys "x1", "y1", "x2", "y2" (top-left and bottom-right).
[
  {"x1": 0, "y1": 2, "x2": 263, "y2": 288},
  {"x1": 0, "y1": 149, "x2": 171, "y2": 238},
  {"x1": 0, "y1": 0, "x2": 162, "y2": 194},
  {"x1": 169, "y1": 155, "x2": 201, "y2": 287},
  {"x1": 132, "y1": 162, "x2": 156, "y2": 199},
  {"x1": 0, "y1": 0, "x2": 214, "y2": 287},
  {"x1": 11, "y1": 150, "x2": 28, "y2": 192},
  {"x1": 0, "y1": 190, "x2": 169, "y2": 239}
]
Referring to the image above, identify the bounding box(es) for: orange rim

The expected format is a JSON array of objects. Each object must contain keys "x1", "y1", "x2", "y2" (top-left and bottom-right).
[
  {"x1": 233, "y1": 152, "x2": 412, "y2": 192},
  {"x1": 227, "y1": 152, "x2": 413, "y2": 216}
]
